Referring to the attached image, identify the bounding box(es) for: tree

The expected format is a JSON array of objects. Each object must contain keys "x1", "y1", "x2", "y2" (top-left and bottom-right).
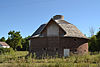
[
  {"x1": 89, "y1": 35, "x2": 97, "y2": 52},
  {"x1": 96, "y1": 30, "x2": 100, "y2": 51},
  {"x1": 0, "y1": 37, "x2": 6, "y2": 42},
  {"x1": 96, "y1": 31, "x2": 100, "y2": 39},
  {"x1": 21, "y1": 36, "x2": 30, "y2": 51},
  {"x1": 6, "y1": 31, "x2": 22, "y2": 50},
  {"x1": 89, "y1": 28, "x2": 100, "y2": 52}
]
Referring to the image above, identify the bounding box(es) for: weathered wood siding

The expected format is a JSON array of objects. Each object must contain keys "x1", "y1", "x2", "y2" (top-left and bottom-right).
[
  {"x1": 29, "y1": 37, "x2": 88, "y2": 57},
  {"x1": 47, "y1": 23, "x2": 59, "y2": 36}
]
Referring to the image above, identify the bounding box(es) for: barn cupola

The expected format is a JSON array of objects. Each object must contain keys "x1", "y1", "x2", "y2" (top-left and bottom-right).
[{"x1": 53, "y1": 15, "x2": 64, "y2": 20}]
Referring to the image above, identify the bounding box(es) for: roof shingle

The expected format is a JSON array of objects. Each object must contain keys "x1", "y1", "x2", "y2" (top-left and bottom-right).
[{"x1": 31, "y1": 18, "x2": 88, "y2": 39}]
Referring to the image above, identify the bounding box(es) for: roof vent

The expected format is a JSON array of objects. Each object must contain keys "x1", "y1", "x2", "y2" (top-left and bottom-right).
[{"x1": 53, "y1": 15, "x2": 64, "y2": 20}]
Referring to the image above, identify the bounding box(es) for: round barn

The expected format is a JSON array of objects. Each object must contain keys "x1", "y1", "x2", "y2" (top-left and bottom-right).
[{"x1": 28, "y1": 15, "x2": 89, "y2": 57}]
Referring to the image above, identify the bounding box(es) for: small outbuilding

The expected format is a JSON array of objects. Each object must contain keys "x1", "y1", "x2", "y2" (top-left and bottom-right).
[
  {"x1": 29, "y1": 15, "x2": 89, "y2": 57},
  {"x1": 0, "y1": 42, "x2": 10, "y2": 48}
]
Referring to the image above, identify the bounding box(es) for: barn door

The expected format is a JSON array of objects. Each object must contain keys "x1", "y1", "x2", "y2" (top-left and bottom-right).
[{"x1": 64, "y1": 49, "x2": 69, "y2": 57}]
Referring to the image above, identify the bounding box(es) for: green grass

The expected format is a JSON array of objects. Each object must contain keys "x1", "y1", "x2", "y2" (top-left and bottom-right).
[{"x1": 0, "y1": 51, "x2": 100, "y2": 67}]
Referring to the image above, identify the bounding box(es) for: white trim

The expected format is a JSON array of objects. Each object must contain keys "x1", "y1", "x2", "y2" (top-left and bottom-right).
[{"x1": 0, "y1": 46, "x2": 10, "y2": 48}]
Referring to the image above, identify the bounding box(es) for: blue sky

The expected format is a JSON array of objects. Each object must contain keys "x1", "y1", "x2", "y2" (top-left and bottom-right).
[{"x1": 0, "y1": 0, "x2": 100, "y2": 39}]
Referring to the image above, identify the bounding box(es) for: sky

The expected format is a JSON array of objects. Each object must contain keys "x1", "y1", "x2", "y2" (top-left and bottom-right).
[{"x1": 0, "y1": 0, "x2": 100, "y2": 39}]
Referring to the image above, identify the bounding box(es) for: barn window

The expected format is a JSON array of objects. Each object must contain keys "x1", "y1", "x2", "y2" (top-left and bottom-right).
[
  {"x1": 54, "y1": 48, "x2": 58, "y2": 51},
  {"x1": 56, "y1": 48, "x2": 58, "y2": 51},
  {"x1": 42, "y1": 48, "x2": 47, "y2": 50},
  {"x1": 84, "y1": 50, "x2": 86, "y2": 52},
  {"x1": 74, "y1": 38, "x2": 77, "y2": 41},
  {"x1": 74, "y1": 49, "x2": 77, "y2": 52},
  {"x1": 74, "y1": 49, "x2": 77, "y2": 54}
]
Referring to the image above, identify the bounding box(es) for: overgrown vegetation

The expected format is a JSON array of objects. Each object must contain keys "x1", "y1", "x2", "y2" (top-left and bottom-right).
[
  {"x1": 0, "y1": 51, "x2": 100, "y2": 67},
  {"x1": 0, "y1": 48, "x2": 14, "y2": 54}
]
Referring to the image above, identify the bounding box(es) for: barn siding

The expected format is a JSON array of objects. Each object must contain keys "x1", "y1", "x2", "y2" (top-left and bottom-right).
[
  {"x1": 41, "y1": 19, "x2": 65, "y2": 37},
  {"x1": 47, "y1": 23, "x2": 59, "y2": 36},
  {"x1": 30, "y1": 37, "x2": 88, "y2": 57}
]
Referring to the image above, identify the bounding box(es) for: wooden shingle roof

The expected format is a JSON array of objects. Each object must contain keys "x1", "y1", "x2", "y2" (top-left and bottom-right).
[
  {"x1": 31, "y1": 17, "x2": 88, "y2": 39},
  {"x1": 31, "y1": 24, "x2": 46, "y2": 36},
  {"x1": 55, "y1": 20, "x2": 87, "y2": 39}
]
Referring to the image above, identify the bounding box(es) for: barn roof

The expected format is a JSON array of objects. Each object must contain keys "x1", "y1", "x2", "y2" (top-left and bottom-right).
[
  {"x1": 31, "y1": 15, "x2": 88, "y2": 39},
  {"x1": 0, "y1": 42, "x2": 9, "y2": 46},
  {"x1": 31, "y1": 24, "x2": 46, "y2": 36},
  {"x1": 55, "y1": 20, "x2": 87, "y2": 38}
]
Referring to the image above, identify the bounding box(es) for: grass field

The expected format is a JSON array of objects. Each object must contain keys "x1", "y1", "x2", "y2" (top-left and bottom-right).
[{"x1": 0, "y1": 51, "x2": 100, "y2": 67}]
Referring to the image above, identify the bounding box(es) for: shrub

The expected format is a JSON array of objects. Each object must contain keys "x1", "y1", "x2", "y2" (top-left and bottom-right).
[{"x1": 0, "y1": 48, "x2": 14, "y2": 54}]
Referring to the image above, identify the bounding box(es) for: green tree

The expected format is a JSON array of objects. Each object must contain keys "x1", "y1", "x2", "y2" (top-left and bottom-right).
[
  {"x1": 89, "y1": 29, "x2": 100, "y2": 52},
  {"x1": 96, "y1": 31, "x2": 100, "y2": 51},
  {"x1": 96, "y1": 38, "x2": 100, "y2": 51},
  {"x1": 21, "y1": 36, "x2": 30, "y2": 51},
  {"x1": 6, "y1": 31, "x2": 22, "y2": 50},
  {"x1": 96, "y1": 31, "x2": 100, "y2": 39},
  {"x1": 89, "y1": 35, "x2": 97, "y2": 52},
  {"x1": 0, "y1": 37, "x2": 6, "y2": 42}
]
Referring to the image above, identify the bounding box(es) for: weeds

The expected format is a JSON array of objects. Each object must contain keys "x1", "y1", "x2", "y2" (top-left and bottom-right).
[{"x1": 0, "y1": 51, "x2": 100, "y2": 67}]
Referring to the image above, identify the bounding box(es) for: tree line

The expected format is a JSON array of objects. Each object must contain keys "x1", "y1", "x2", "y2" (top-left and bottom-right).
[
  {"x1": 0, "y1": 31, "x2": 30, "y2": 51},
  {"x1": 89, "y1": 30, "x2": 100, "y2": 52}
]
